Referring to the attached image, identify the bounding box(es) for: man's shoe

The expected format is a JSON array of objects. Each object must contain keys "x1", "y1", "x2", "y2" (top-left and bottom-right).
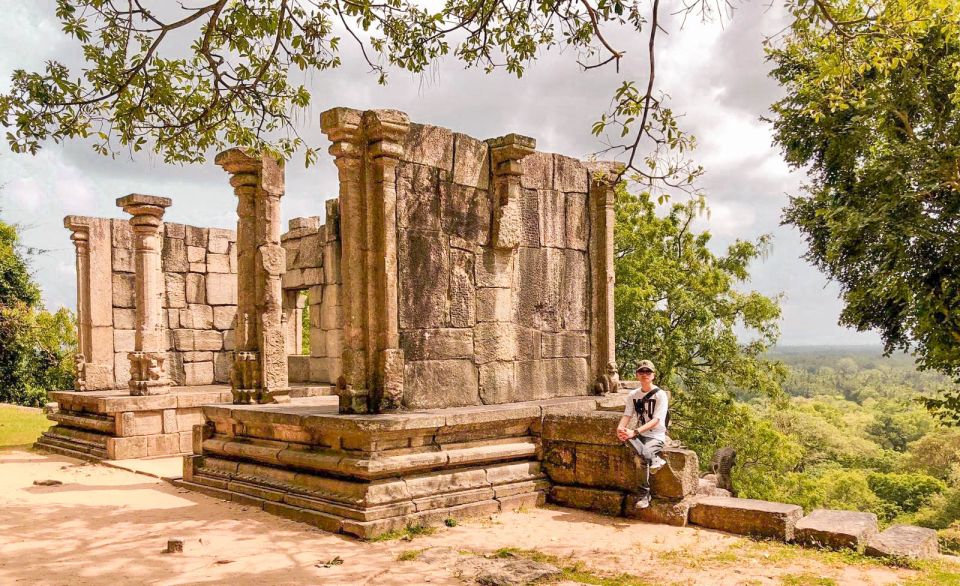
[
  {"x1": 635, "y1": 495, "x2": 650, "y2": 509},
  {"x1": 649, "y1": 456, "x2": 667, "y2": 472}
]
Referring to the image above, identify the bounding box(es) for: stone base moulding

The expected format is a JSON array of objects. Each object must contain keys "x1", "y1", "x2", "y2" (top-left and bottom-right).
[
  {"x1": 35, "y1": 384, "x2": 333, "y2": 460},
  {"x1": 179, "y1": 396, "x2": 604, "y2": 538}
]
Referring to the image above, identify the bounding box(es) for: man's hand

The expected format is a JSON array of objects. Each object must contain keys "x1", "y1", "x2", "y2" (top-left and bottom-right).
[{"x1": 616, "y1": 427, "x2": 635, "y2": 442}]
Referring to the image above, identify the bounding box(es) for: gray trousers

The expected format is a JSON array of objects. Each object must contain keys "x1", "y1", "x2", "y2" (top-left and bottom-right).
[{"x1": 626, "y1": 435, "x2": 664, "y2": 498}]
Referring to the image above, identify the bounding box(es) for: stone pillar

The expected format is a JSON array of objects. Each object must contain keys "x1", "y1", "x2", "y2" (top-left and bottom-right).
[
  {"x1": 488, "y1": 134, "x2": 536, "y2": 250},
  {"x1": 320, "y1": 108, "x2": 411, "y2": 413},
  {"x1": 363, "y1": 109, "x2": 410, "y2": 412},
  {"x1": 321, "y1": 108, "x2": 368, "y2": 413},
  {"x1": 586, "y1": 162, "x2": 622, "y2": 393},
  {"x1": 215, "y1": 149, "x2": 290, "y2": 404},
  {"x1": 117, "y1": 194, "x2": 173, "y2": 396},
  {"x1": 64, "y1": 216, "x2": 115, "y2": 390}
]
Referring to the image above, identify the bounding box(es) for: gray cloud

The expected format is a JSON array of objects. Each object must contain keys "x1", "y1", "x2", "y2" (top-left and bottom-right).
[{"x1": 0, "y1": 1, "x2": 879, "y2": 346}]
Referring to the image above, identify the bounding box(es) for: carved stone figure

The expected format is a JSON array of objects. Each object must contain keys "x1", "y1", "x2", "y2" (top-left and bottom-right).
[{"x1": 712, "y1": 446, "x2": 737, "y2": 496}]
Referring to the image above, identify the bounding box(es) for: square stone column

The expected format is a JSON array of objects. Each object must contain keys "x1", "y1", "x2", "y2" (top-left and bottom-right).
[
  {"x1": 215, "y1": 149, "x2": 290, "y2": 404},
  {"x1": 64, "y1": 216, "x2": 115, "y2": 390},
  {"x1": 488, "y1": 134, "x2": 535, "y2": 250},
  {"x1": 586, "y1": 162, "x2": 622, "y2": 393},
  {"x1": 117, "y1": 194, "x2": 173, "y2": 396},
  {"x1": 320, "y1": 108, "x2": 411, "y2": 413}
]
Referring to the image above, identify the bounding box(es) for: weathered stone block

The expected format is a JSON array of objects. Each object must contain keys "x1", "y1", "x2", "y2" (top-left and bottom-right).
[
  {"x1": 865, "y1": 525, "x2": 939, "y2": 560},
  {"x1": 165, "y1": 223, "x2": 185, "y2": 239},
  {"x1": 288, "y1": 354, "x2": 310, "y2": 382},
  {"x1": 213, "y1": 305, "x2": 236, "y2": 330},
  {"x1": 479, "y1": 360, "x2": 517, "y2": 404},
  {"x1": 113, "y1": 329, "x2": 135, "y2": 353},
  {"x1": 189, "y1": 261, "x2": 206, "y2": 273},
  {"x1": 312, "y1": 356, "x2": 332, "y2": 382},
  {"x1": 185, "y1": 225, "x2": 208, "y2": 248},
  {"x1": 474, "y1": 322, "x2": 517, "y2": 364},
  {"x1": 162, "y1": 409, "x2": 177, "y2": 433},
  {"x1": 549, "y1": 485, "x2": 624, "y2": 516},
  {"x1": 194, "y1": 330, "x2": 224, "y2": 351},
  {"x1": 689, "y1": 497, "x2": 804, "y2": 541},
  {"x1": 208, "y1": 230, "x2": 232, "y2": 254},
  {"x1": 112, "y1": 308, "x2": 135, "y2": 330},
  {"x1": 538, "y1": 189, "x2": 566, "y2": 248},
  {"x1": 400, "y1": 328, "x2": 474, "y2": 361},
  {"x1": 477, "y1": 288, "x2": 512, "y2": 322},
  {"x1": 625, "y1": 497, "x2": 692, "y2": 527},
  {"x1": 449, "y1": 248, "x2": 475, "y2": 328},
  {"x1": 520, "y1": 151, "x2": 554, "y2": 189},
  {"x1": 541, "y1": 332, "x2": 590, "y2": 358},
  {"x1": 184, "y1": 361, "x2": 214, "y2": 386},
  {"x1": 165, "y1": 273, "x2": 186, "y2": 309},
  {"x1": 114, "y1": 352, "x2": 130, "y2": 386},
  {"x1": 207, "y1": 253, "x2": 231, "y2": 273},
  {"x1": 565, "y1": 192, "x2": 589, "y2": 250},
  {"x1": 180, "y1": 304, "x2": 214, "y2": 329},
  {"x1": 453, "y1": 132, "x2": 489, "y2": 189},
  {"x1": 282, "y1": 269, "x2": 304, "y2": 289},
  {"x1": 214, "y1": 351, "x2": 233, "y2": 383},
  {"x1": 167, "y1": 309, "x2": 180, "y2": 329},
  {"x1": 185, "y1": 273, "x2": 206, "y2": 304},
  {"x1": 173, "y1": 330, "x2": 195, "y2": 351},
  {"x1": 182, "y1": 351, "x2": 213, "y2": 363},
  {"x1": 162, "y1": 237, "x2": 188, "y2": 273},
  {"x1": 652, "y1": 449, "x2": 701, "y2": 499},
  {"x1": 519, "y1": 188, "x2": 541, "y2": 247},
  {"x1": 516, "y1": 247, "x2": 563, "y2": 331},
  {"x1": 475, "y1": 247, "x2": 514, "y2": 288},
  {"x1": 442, "y1": 183, "x2": 491, "y2": 244},
  {"x1": 187, "y1": 245, "x2": 206, "y2": 264},
  {"x1": 112, "y1": 273, "x2": 135, "y2": 308},
  {"x1": 516, "y1": 357, "x2": 590, "y2": 399},
  {"x1": 205, "y1": 273, "x2": 237, "y2": 306},
  {"x1": 297, "y1": 233, "x2": 323, "y2": 268},
  {"x1": 303, "y1": 267, "x2": 322, "y2": 286},
  {"x1": 398, "y1": 230, "x2": 449, "y2": 328},
  {"x1": 795, "y1": 509, "x2": 879, "y2": 551},
  {"x1": 403, "y1": 360, "x2": 479, "y2": 409},
  {"x1": 404, "y1": 123, "x2": 454, "y2": 171},
  {"x1": 397, "y1": 163, "x2": 443, "y2": 231},
  {"x1": 561, "y1": 250, "x2": 589, "y2": 330},
  {"x1": 112, "y1": 246, "x2": 134, "y2": 273},
  {"x1": 517, "y1": 327, "x2": 541, "y2": 360},
  {"x1": 555, "y1": 154, "x2": 588, "y2": 193},
  {"x1": 116, "y1": 411, "x2": 163, "y2": 436},
  {"x1": 223, "y1": 329, "x2": 235, "y2": 351}
]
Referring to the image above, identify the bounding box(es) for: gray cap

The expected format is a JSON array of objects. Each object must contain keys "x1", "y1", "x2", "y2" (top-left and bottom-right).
[{"x1": 636, "y1": 360, "x2": 656, "y2": 372}]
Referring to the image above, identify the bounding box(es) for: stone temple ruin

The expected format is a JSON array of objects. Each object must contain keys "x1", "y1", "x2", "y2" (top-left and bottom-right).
[{"x1": 34, "y1": 107, "x2": 940, "y2": 554}]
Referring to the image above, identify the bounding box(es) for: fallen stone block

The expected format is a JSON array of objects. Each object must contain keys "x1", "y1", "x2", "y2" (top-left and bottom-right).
[
  {"x1": 795, "y1": 509, "x2": 878, "y2": 551},
  {"x1": 625, "y1": 496, "x2": 692, "y2": 527},
  {"x1": 689, "y1": 497, "x2": 803, "y2": 541},
  {"x1": 865, "y1": 525, "x2": 940, "y2": 560}
]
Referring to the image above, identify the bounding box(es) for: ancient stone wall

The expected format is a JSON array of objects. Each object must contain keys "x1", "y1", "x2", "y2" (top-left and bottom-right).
[
  {"x1": 280, "y1": 202, "x2": 343, "y2": 385},
  {"x1": 71, "y1": 217, "x2": 240, "y2": 388},
  {"x1": 321, "y1": 108, "x2": 618, "y2": 412}
]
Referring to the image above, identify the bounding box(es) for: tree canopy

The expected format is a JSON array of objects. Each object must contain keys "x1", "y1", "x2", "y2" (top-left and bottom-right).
[
  {"x1": 0, "y1": 216, "x2": 76, "y2": 406},
  {"x1": 768, "y1": 0, "x2": 960, "y2": 420}
]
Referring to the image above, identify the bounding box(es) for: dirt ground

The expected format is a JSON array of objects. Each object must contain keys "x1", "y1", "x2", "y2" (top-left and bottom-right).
[{"x1": 0, "y1": 448, "x2": 946, "y2": 586}]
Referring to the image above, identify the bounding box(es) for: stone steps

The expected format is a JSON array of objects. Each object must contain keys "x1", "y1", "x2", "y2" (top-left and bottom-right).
[{"x1": 34, "y1": 430, "x2": 109, "y2": 461}]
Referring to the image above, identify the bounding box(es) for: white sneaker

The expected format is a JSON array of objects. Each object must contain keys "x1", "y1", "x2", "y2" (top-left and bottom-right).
[
  {"x1": 649, "y1": 456, "x2": 667, "y2": 472},
  {"x1": 635, "y1": 495, "x2": 650, "y2": 509}
]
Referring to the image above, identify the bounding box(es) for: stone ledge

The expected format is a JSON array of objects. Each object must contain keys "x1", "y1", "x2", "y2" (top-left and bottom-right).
[{"x1": 689, "y1": 497, "x2": 803, "y2": 541}]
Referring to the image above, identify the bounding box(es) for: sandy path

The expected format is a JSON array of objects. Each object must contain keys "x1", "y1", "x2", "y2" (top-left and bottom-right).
[{"x1": 0, "y1": 449, "x2": 923, "y2": 585}]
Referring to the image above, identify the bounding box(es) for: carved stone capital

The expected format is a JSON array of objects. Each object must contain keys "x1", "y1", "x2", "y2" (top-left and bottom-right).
[
  {"x1": 321, "y1": 107, "x2": 364, "y2": 160},
  {"x1": 363, "y1": 109, "x2": 411, "y2": 159},
  {"x1": 488, "y1": 133, "x2": 536, "y2": 174},
  {"x1": 127, "y1": 351, "x2": 170, "y2": 396}
]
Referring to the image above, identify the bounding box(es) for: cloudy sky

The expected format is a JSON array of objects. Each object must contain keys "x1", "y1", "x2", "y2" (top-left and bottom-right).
[{"x1": 0, "y1": 1, "x2": 880, "y2": 347}]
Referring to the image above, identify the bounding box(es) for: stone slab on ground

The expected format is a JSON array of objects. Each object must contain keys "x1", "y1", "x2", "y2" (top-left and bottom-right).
[
  {"x1": 624, "y1": 496, "x2": 692, "y2": 527},
  {"x1": 795, "y1": 509, "x2": 878, "y2": 551},
  {"x1": 548, "y1": 485, "x2": 624, "y2": 516},
  {"x1": 689, "y1": 497, "x2": 803, "y2": 541},
  {"x1": 865, "y1": 525, "x2": 940, "y2": 560}
]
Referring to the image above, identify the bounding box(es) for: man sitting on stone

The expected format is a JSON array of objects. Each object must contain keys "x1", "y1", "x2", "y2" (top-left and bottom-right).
[{"x1": 616, "y1": 360, "x2": 669, "y2": 509}]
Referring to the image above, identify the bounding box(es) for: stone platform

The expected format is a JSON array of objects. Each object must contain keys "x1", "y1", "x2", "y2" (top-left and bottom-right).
[
  {"x1": 178, "y1": 396, "x2": 604, "y2": 538},
  {"x1": 36, "y1": 383, "x2": 334, "y2": 461}
]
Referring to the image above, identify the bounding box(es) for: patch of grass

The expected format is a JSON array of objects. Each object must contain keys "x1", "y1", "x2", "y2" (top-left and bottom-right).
[
  {"x1": 901, "y1": 559, "x2": 960, "y2": 586},
  {"x1": 0, "y1": 404, "x2": 51, "y2": 448},
  {"x1": 367, "y1": 524, "x2": 437, "y2": 542},
  {"x1": 396, "y1": 548, "x2": 427, "y2": 561},
  {"x1": 444, "y1": 518, "x2": 457, "y2": 527},
  {"x1": 491, "y1": 548, "x2": 654, "y2": 586},
  {"x1": 779, "y1": 573, "x2": 837, "y2": 586}
]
